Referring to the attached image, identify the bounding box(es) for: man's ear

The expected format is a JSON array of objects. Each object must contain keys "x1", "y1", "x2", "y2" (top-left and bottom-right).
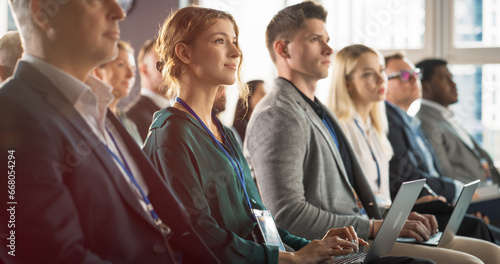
[
  {"x1": 138, "y1": 64, "x2": 148, "y2": 78},
  {"x1": 274, "y1": 40, "x2": 290, "y2": 59},
  {"x1": 421, "y1": 80, "x2": 431, "y2": 96},
  {"x1": 30, "y1": 0, "x2": 51, "y2": 31},
  {"x1": 91, "y1": 67, "x2": 103, "y2": 79},
  {"x1": 0, "y1": 66, "x2": 7, "y2": 83},
  {"x1": 175, "y1": 43, "x2": 191, "y2": 65}
]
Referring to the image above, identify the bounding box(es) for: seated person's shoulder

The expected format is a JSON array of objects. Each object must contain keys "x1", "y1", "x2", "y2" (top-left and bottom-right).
[{"x1": 147, "y1": 107, "x2": 199, "y2": 146}]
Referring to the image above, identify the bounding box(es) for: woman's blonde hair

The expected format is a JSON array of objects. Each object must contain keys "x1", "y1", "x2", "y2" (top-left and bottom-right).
[
  {"x1": 328, "y1": 44, "x2": 388, "y2": 135},
  {"x1": 155, "y1": 6, "x2": 248, "y2": 101}
]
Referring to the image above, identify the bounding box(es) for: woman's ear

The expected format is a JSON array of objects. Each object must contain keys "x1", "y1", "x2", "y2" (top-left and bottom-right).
[
  {"x1": 175, "y1": 43, "x2": 191, "y2": 65},
  {"x1": 345, "y1": 78, "x2": 354, "y2": 94},
  {"x1": 274, "y1": 40, "x2": 290, "y2": 59}
]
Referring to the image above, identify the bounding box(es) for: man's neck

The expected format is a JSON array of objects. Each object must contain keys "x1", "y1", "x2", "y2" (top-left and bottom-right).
[
  {"x1": 26, "y1": 39, "x2": 95, "y2": 82},
  {"x1": 278, "y1": 74, "x2": 317, "y2": 101},
  {"x1": 386, "y1": 95, "x2": 411, "y2": 112},
  {"x1": 422, "y1": 96, "x2": 449, "y2": 109}
]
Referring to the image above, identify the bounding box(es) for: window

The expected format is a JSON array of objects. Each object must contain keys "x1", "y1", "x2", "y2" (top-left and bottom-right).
[
  {"x1": 448, "y1": 0, "x2": 500, "y2": 164},
  {"x1": 0, "y1": 0, "x2": 18, "y2": 36},
  {"x1": 454, "y1": 0, "x2": 500, "y2": 48},
  {"x1": 438, "y1": 64, "x2": 500, "y2": 164},
  {"x1": 194, "y1": 0, "x2": 294, "y2": 125},
  {"x1": 323, "y1": 0, "x2": 426, "y2": 51}
]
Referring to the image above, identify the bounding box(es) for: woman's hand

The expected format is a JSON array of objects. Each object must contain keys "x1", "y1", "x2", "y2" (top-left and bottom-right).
[
  {"x1": 323, "y1": 226, "x2": 369, "y2": 252},
  {"x1": 278, "y1": 226, "x2": 367, "y2": 264}
]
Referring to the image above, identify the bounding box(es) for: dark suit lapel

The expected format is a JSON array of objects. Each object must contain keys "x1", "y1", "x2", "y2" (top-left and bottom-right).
[
  {"x1": 16, "y1": 62, "x2": 155, "y2": 226},
  {"x1": 103, "y1": 112, "x2": 160, "y2": 225}
]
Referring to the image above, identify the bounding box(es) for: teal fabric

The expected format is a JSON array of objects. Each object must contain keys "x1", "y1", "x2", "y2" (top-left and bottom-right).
[{"x1": 143, "y1": 107, "x2": 309, "y2": 263}]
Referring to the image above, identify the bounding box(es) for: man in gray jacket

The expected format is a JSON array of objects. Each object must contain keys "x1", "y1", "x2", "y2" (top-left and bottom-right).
[
  {"x1": 415, "y1": 58, "x2": 500, "y2": 184},
  {"x1": 244, "y1": 2, "x2": 500, "y2": 263}
]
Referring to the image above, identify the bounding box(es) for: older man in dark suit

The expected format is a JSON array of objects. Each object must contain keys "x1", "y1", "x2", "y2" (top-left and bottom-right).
[{"x1": 0, "y1": 1, "x2": 216, "y2": 263}]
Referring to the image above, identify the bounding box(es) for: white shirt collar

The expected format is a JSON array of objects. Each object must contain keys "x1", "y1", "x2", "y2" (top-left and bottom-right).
[
  {"x1": 420, "y1": 99, "x2": 453, "y2": 118},
  {"x1": 21, "y1": 53, "x2": 114, "y2": 107},
  {"x1": 140, "y1": 87, "x2": 172, "y2": 108}
]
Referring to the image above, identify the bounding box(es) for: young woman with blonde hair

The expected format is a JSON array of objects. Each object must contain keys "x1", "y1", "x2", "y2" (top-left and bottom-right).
[{"x1": 328, "y1": 44, "x2": 394, "y2": 206}]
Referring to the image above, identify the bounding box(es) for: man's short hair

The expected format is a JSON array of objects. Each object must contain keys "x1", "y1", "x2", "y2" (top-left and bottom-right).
[
  {"x1": 0, "y1": 31, "x2": 23, "y2": 77},
  {"x1": 384, "y1": 52, "x2": 405, "y2": 67},
  {"x1": 266, "y1": 1, "x2": 327, "y2": 62},
  {"x1": 137, "y1": 38, "x2": 155, "y2": 67},
  {"x1": 415, "y1": 59, "x2": 448, "y2": 82}
]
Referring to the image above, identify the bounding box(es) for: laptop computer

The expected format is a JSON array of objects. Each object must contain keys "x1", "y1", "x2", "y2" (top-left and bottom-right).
[
  {"x1": 396, "y1": 179, "x2": 480, "y2": 246},
  {"x1": 329, "y1": 179, "x2": 425, "y2": 264}
]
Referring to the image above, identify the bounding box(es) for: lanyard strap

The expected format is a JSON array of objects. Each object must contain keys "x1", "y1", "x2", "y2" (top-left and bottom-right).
[
  {"x1": 104, "y1": 128, "x2": 171, "y2": 234},
  {"x1": 322, "y1": 114, "x2": 339, "y2": 149},
  {"x1": 353, "y1": 119, "x2": 381, "y2": 189},
  {"x1": 175, "y1": 97, "x2": 255, "y2": 220}
]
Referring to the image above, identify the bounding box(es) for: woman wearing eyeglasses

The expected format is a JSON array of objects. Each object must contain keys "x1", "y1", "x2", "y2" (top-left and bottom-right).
[{"x1": 328, "y1": 44, "x2": 500, "y2": 264}]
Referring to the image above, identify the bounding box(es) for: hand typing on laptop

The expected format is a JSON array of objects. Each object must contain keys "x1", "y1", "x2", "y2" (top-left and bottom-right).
[
  {"x1": 291, "y1": 226, "x2": 367, "y2": 263},
  {"x1": 323, "y1": 226, "x2": 369, "y2": 253},
  {"x1": 370, "y1": 212, "x2": 439, "y2": 242}
]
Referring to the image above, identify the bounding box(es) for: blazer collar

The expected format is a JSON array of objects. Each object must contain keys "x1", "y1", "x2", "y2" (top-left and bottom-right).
[
  {"x1": 273, "y1": 78, "x2": 352, "y2": 187},
  {"x1": 419, "y1": 103, "x2": 478, "y2": 154}
]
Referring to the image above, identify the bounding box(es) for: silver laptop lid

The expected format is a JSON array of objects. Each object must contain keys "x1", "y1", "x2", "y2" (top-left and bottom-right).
[
  {"x1": 438, "y1": 179, "x2": 480, "y2": 246},
  {"x1": 364, "y1": 179, "x2": 425, "y2": 263}
]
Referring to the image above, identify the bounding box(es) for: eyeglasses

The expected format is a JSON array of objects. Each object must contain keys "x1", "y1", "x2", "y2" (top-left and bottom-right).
[{"x1": 387, "y1": 69, "x2": 421, "y2": 82}]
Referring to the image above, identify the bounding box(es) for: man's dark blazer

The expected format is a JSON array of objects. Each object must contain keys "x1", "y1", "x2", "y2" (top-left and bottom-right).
[
  {"x1": 126, "y1": 95, "x2": 162, "y2": 142},
  {"x1": 385, "y1": 101, "x2": 456, "y2": 201},
  {"x1": 0, "y1": 62, "x2": 218, "y2": 264}
]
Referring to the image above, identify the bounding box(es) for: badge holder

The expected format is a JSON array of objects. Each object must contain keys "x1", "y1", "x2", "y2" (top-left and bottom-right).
[{"x1": 252, "y1": 209, "x2": 286, "y2": 251}]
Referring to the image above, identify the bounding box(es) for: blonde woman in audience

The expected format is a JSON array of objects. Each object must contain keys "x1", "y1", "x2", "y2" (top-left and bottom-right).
[
  {"x1": 329, "y1": 44, "x2": 447, "y2": 207},
  {"x1": 93, "y1": 40, "x2": 142, "y2": 145},
  {"x1": 328, "y1": 44, "x2": 500, "y2": 262}
]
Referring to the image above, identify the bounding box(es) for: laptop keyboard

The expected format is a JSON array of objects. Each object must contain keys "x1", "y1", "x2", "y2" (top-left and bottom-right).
[
  {"x1": 425, "y1": 232, "x2": 442, "y2": 245},
  {"x1": 329, "y1": 252, "x2": 367, "y2": 264},
  {"x1": 396, "y1": 232, "x2": 442, "y2": 245}
]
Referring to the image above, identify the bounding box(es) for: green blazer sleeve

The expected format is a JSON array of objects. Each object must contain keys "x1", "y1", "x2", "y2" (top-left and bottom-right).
[{"x1": 144, "y1": 109, "x2": 285, "y2": 264}]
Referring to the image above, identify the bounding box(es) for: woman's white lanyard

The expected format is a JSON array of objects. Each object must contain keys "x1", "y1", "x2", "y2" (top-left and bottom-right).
[{"x1": 353, "y1": 119, "x2": 381, "y2": 190}]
